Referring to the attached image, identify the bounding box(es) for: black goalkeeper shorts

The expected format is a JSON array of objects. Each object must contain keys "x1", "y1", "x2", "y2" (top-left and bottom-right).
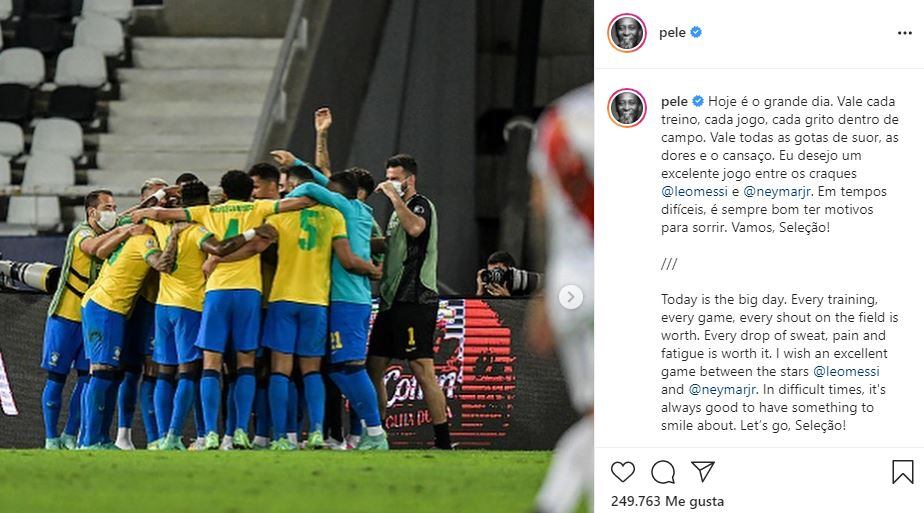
[{"x1": 369, "y1": 302, "x2": 439, "y2": 360}]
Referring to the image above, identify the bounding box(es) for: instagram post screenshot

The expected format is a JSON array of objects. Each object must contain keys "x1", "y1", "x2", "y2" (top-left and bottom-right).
[
  {"x1": 5, "y1": 1, "x2": 920, "y2": 512},
  {"x1": 598, "y1": 1, "x2": 924, "y2": 512},
  {"x1": 0, "y1": 1, "x2": 593, "y2": 513}
]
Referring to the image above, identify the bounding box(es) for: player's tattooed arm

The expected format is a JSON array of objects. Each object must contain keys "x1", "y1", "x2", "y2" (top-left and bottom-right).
[
  {"x1": 200, "y1": 223, "x2": 277, "y2": 259},
  {"x1": 131, "y1": 206, "x2": 186, "y2": 224},
  {"x1": 146, "y1": 224, "x2": 183, "y2": 273},
  {"x1": 314, "y1": 107, "x2": 332, "y2": 177},
  {"x1": 331, "y1": 238, "x2": 383, "y2": 280}
]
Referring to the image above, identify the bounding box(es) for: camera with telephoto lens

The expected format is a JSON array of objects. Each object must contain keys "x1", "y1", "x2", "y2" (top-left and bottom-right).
[
  {"x1": 0, "y1": 256, "x2": 60, "y2": 293},
  {"x1": 480, "y1": 266, "x2": 542, "y2": 295}
]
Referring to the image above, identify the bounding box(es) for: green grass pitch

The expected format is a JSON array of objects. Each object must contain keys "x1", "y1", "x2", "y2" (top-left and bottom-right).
[{"x1": 0, "y1": 449, "x2": 550, "y2": 513}]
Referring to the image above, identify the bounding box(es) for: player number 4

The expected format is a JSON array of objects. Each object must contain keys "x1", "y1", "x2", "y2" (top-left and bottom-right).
[{"x1": 223, "y1": 219, "x2": 240, "y2": 239}]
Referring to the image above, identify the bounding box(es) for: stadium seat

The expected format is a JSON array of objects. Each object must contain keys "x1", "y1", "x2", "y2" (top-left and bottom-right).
[
  {"x1": 13, "y1": 16, "x2": 66, "y2": 55},
  {"x1": 22, "y1": 0, "x2": 71, "y2": 19},
  {"x1": 0, "y1": 47, "x2": 45, "y2": 87},
  {"x1": 0, "y1": 156, "x2": 10, "y2": 185},
  {"x1": 54, "y1": 46, "x2": 107, "y2": 88},
  {"x1": 47, "y1": 85, "x2": 97, "y2": 123},
  {"x1": 0, "y1": 84, "x2": 32, "y2": 123},
  {"x1": 22, "y1": 152, "x2": 74, "y2": 185},
  {"x1": 6, "y1": 195, "x2": 61, "y2": 228},
  {"x1": 73, "y1": 14, "x2": 124, "y2": 57},
  {"x1": 31, "y1": 118, "x2": 83, "y2": 159},
  {"x1": 0, "y1": 121, "x2": 23, "y2": 157},
  {"x1": 0, "y1": 0, "x2": 11, "y2": 21},
  {"x1": 81, "y1": 0, "x2": 130, "y2": 22}
]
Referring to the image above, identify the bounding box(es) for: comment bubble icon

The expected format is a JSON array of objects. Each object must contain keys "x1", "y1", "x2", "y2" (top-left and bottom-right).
[{"x1": 651, "y1": 460, "x2": 676, "y2": 484}]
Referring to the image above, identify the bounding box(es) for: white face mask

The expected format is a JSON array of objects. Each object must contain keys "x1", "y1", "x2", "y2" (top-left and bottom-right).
[
  {"x1": 97, "y1": 210, "x2": 117, "y2": 231},
  {"x1": 389, "y1": 179, "x2": 404, "y2": 196}
]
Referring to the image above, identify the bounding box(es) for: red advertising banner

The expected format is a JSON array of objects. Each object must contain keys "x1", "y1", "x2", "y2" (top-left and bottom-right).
[{"x1": 373, "y1": 299, "x2": 516, "y2": 448}]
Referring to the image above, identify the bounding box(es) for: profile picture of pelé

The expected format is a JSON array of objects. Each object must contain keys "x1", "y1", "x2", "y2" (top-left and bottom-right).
[
  {"x1": 609, "y1": 14, "x2": 646, "y2": 51},
  {"x1": 609, "y1": 89, "x2": 646, "y2": 127}
]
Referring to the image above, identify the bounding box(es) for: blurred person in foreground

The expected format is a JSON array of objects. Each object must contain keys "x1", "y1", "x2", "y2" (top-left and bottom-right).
[{"x1": 528, "y1": 84, "x2": 594, "y2": 513}]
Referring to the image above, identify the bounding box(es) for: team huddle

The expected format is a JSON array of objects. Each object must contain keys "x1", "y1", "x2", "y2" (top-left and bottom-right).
[{"x1": 38, "y1": 108, "x2": 453, "y2": 451}]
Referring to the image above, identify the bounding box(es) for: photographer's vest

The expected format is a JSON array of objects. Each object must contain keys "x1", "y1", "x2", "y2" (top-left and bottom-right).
[
  {"x1": 47, "y1": 222, "x2": 102, "y2": 321},
  {"x1": 380, "y1": 195, "x2": 438, "y2": 311}
]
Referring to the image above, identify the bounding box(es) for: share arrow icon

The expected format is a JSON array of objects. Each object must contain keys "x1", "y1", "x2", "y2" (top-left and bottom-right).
[{"x1": 691, "y1": 461, "x2": 715, "y2": 483}]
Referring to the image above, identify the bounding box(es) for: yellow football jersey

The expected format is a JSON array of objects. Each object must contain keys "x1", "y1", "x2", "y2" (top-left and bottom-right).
[
  {"x1": 139, "y1": 271, "x2": 159, "y2": 304},
  {"x1": 54, "y1": 227, "x2": 96, "y2": 322},
  {"x1": 267, "y1": 206, "x2": 346, "y2": 305},
  {"x1": 149, "y1": 220, "x2": 212, "y2": 312},
  {"x1": 185, "y1": 199, "x2": 278, "y2": 292},
  {"x1": 83, "y1": 234, "x2": 160, "y2": 315}
]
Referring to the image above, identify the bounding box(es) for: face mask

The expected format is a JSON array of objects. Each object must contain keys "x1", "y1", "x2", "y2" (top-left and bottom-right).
[
  {"x1": 390, "y1": 179, "x2": 404, "y2": 196},
  {"x1": 97, "y1": 210, "x2": 117, "y2": 231}
]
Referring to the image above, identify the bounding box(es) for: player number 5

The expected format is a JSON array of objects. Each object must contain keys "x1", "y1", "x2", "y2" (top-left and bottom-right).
[{"x1": 299, "y1": 210, "x2": 319, "y2": 251}]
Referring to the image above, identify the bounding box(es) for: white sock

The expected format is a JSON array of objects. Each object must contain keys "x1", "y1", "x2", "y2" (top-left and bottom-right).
[
  {"x1": 534, "y1": 416, "x2": 593, "y2": 513},
  {"x1": 115, "y1": 427, "x2": 135, "y2": 449},
  {"x1": 222, "y1": 434, "x2": 233, "y2": 444},
  {"x1": 253, "y1": 435, "x2": 269, "y2": 447},
  {"x1": 196, "y1": 436, "x2": 205, "y2": 444},
  {"x1": 367, "y1": 426, "x2": 385, "y2": 437},
  {"x1": 287, "y1": 432, "x2": 298, "y2": 444}
]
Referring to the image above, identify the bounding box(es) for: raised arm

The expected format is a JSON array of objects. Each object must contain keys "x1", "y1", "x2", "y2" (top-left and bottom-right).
[{"x1": 314, "y1": 107, "x2": 332, "y2": 177}]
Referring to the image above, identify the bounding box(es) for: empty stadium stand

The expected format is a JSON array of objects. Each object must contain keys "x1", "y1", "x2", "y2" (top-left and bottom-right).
[{"x1": 0, "y1": 0, "x2": 282, "y2": 234}]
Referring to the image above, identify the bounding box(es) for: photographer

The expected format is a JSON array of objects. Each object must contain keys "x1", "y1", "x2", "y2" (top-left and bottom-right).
[{"x1": 476, "y1": 251, "x2": 542, "y2": 297}]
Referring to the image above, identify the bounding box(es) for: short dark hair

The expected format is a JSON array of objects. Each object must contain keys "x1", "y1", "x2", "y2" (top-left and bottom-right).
[
  {"x1": 84, "y1": 190, "x2": 113, "y2": 215},
  {"x1": 248, "y1": 162, "x2": 280, "y2": 184},
  {"x1": 487, "y1": 251, "x2": 516, "y2": 267},
  {"x1": 220, "y1": 170, "x2": 254, "y2": 201},
  {"x1": 181, "y1": 181, "x2": 210, "y2": 207},
  {"x1": 287, "y1": 165, "x2": 315, "y2": 185},
  {"x1": 175, "y1": 172, "x2": 199, "y2": 185},
  {"x1": 329, "y1": 171, "x2": 359, "y2": 200},
  {"x1": 347, "y1": 167, "x2": 375, "y2": 197},
  {"x1": 385, "y1": 153, "x2": 417, "y2": 176}
]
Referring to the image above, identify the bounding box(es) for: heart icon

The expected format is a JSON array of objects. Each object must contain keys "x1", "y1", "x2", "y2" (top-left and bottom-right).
[{"x1": 610, "y1": 461, "x2": 635, "y2": 482}]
